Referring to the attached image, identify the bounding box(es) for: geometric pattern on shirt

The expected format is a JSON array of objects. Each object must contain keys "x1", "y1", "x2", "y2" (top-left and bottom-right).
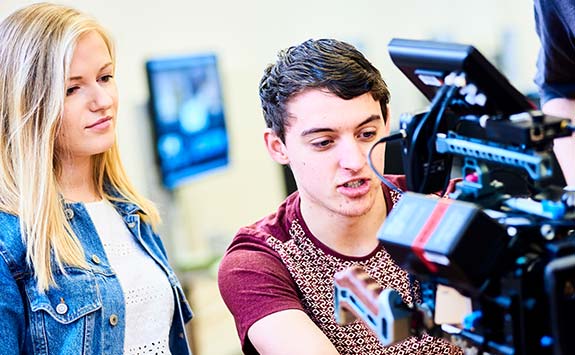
[{"x1": 266, "y1": 190, "x2": 460, "y2": 355}]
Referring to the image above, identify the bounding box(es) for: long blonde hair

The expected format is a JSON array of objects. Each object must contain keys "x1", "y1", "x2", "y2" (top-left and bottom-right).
[{"x1": 0, "y1": 3, "x2": 160, "y2": 291}]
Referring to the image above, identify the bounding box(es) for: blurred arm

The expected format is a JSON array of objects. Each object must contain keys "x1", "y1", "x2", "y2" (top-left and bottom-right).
[{"x1": 542, "y1": 98, "x2": 575, "y2": 186}]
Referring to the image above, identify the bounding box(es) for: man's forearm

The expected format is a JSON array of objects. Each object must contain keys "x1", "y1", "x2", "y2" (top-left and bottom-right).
[{"x1": 542, "y1": 98, "x2": 575, "y2": 186}]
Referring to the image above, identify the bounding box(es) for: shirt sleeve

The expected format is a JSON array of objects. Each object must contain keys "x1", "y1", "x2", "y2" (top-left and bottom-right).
[
  {"x1": 534, "y1": 0, "x2": 575, "y2": 103},
  {"x1": 0, "y1": 254, "x2": 25, "y2": 354},
  {"x1": 217, "y1": 236, "x2": 303, "y2": 352}
]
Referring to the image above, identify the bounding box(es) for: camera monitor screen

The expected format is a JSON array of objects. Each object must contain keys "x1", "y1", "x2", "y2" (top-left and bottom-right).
[
  {"x1": 146, "y1": 53, "x2": 229, "y2": 189},
  {"x1": 388, "y1": 38, "x2": 534, "y2": 115}
]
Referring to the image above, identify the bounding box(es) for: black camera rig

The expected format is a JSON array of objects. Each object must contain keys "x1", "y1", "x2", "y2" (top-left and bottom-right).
[{"x1": 334, "y1": 38, "x2": 575, "y2": 355}]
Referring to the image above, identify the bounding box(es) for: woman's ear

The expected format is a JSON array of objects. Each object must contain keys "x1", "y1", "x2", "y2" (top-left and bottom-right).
[{"x1": 264, "y1": 128, "x2": 290, "y2": 165}]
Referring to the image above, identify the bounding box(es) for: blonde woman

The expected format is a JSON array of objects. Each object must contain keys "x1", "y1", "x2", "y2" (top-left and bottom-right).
[{"x1": 0, "y1": 3, "x2": 192, "y2": 354}]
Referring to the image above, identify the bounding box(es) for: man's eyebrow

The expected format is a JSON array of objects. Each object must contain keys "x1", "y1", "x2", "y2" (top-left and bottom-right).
[
  {"x1": 300, "y1": 114, "x2": 382, "y2": 137},
  {"x1": 358, "y1": 115, "x2": 383, "y2": 127},
  {"x1": 68, "y1": 62, "x2": 113, "y2": 81}
]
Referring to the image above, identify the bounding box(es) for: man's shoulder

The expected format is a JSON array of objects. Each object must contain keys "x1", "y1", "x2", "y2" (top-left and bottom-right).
[
  {"x1": 230, "y1": 191, "x2": 301, "y2": 247},
  {"x1": 217, "y1": 193, "x2": 303, "y2": 315},
  {"x1": 382, "y1": 174, "x2": 407, "y2": 190},
  {"x1": 381, "y1": 174, "x2": 407, "y2": 207}
]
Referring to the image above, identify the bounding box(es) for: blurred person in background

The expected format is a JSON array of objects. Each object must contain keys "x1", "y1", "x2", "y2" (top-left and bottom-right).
[{"x1": 534, "y1": 0, "x2": 575, "y2": 186}]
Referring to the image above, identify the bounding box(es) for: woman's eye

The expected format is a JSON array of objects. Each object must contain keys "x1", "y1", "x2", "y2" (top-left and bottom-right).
[
  {"x1": 66, "y1": 86, "x2": 79, "y2": 96},
  {"x1": 100, "y1": 74, "x2": 113, "y2": 82}
]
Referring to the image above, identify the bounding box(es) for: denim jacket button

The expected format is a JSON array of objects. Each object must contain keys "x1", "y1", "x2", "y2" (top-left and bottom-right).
[
  {"x1": 64, "y1": 208, "x2": 74, "y2": 220},
  {"x1": 56, "y1": 302, "x2": 68, "y2": 315},
  {"x1": 91, "y1": 255, "x2": 101, "y2": 264},
  {"x1": 127, "y1": 221, "x2": 136, "y2": 228},
  {"x1": 109, "y1": 314, "x2": 119, "y2": 326}
]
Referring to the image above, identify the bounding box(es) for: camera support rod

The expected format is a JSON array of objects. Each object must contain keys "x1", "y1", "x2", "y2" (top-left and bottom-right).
[{"x1": 436, "y1": 133, "x2": 554, "y2": 181}]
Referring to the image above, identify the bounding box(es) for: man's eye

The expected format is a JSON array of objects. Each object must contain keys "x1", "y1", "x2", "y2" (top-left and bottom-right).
[
  {"x1": 360, "y1": 131, "x2": 377, "y2": 139},
  {"x1": 311, "y1": 139, "x2": 333, "y2": 148}
]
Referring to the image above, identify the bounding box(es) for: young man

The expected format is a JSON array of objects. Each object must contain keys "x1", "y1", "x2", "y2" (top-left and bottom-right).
[{"x1": 218, "y1": 39, "x2": 461, "y2": 355}]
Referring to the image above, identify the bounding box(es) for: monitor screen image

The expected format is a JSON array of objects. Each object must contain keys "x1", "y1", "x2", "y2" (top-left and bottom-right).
[{"x1": 146, "y1": 53, "x2": 229, "y2": 189}]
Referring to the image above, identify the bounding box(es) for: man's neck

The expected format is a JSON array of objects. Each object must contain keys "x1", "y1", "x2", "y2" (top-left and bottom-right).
[{"x1": 300, "y1": 194, "x2": 387, "y2": 257}]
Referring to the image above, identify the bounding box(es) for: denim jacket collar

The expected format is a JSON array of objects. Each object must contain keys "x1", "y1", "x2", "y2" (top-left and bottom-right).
[{"x1": 61, "y1": 183, "x2": 144, "y2": 217}]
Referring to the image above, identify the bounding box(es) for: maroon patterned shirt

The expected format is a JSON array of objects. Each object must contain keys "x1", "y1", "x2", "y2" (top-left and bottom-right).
[{"x1": 218, "y1": 175, "x2": 461, "y2": 355}]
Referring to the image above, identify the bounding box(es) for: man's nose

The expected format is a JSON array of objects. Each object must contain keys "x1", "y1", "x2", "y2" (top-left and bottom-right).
[{"x1": 338, "y1": 139, "x2": 366, "y2": 171}]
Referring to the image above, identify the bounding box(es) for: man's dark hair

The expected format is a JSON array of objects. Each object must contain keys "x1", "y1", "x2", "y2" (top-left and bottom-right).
[{"x1": 259, "y1": 38, "x2": 390, "y2": 142}]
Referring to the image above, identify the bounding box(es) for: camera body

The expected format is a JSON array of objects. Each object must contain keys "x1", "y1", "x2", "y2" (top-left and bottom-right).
[{"x1": 335, "y1": 38, "x2": 575, "y2": 355}]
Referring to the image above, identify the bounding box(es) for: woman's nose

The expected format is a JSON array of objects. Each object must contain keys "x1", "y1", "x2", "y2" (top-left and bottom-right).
[{"x1": 89, "y1": 85, "x2": 113, "y2": 111}]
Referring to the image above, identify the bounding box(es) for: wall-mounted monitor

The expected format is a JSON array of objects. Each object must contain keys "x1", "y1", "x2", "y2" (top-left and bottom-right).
[{"x1": 146, "y1": 53, "x2": 229, "y2": 189}]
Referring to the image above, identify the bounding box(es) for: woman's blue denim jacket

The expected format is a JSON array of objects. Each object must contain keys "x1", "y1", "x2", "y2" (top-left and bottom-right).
[{"x1": 0, "y1": 196, "x2": 193, "y2": 355}]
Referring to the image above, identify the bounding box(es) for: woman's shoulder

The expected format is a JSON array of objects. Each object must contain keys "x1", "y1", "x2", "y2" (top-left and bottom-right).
[
  {"x1": 0, "y1": 209, "x2": 22, "y2": 238},
  {"x1": 0, "y1": 211, "x2": 26, "y2": 256}
]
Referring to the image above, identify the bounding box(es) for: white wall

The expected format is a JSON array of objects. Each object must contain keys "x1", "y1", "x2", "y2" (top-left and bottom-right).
[
  {"x1": 0, "y1": 0, "x2": 537, "y2": 260},
  {"x1": 0, "y1": 1, "x2": 541, "y2": 352},
  {"x1": 1, "y1": 0, "x2": 540, "y2": 264}
]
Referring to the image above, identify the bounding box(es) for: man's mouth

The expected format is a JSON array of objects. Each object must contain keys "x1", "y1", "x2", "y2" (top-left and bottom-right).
[{"x1": 343, "y1": 179, "x2": 366, "y2": 188}]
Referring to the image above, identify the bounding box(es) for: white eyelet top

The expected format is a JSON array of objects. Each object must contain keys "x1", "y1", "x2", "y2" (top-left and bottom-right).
[{"x1": 85, "y1": 200, "x2": 174, "y2": 354}]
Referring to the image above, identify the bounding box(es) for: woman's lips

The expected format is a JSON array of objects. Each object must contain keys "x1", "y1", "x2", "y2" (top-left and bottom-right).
[{"x1": 86, "y1": 117, "x2": 112, "y2": 130}]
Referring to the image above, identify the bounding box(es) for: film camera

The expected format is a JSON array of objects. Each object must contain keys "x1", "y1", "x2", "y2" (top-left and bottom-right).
[{"x1": 334, "y1": 38, "x2": 575, "y2": 355}]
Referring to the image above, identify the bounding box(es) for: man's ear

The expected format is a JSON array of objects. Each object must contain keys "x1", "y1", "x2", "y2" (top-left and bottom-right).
[{"x1": 264, "y1": 128, "x2": 290, "y2": 165}]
